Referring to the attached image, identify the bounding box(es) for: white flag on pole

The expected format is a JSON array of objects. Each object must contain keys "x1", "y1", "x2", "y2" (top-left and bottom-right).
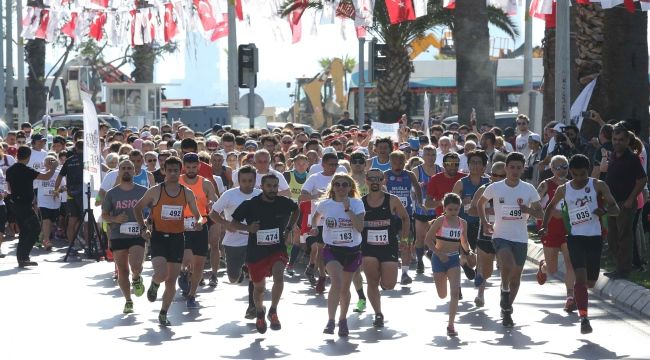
[
  {"x1": 82, "y1": 91, "x2": 101, "y2": 212},
  {"x1": 423, "y1": 92, "x2": 430, "y2": 138}
]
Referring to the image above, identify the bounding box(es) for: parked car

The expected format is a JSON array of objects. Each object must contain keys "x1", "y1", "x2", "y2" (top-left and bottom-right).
[
  {"x1": 442, "y1": 112, "x2": 518, "y2": 130},
  {"x1": 32, "y1": 114, "x2": 124, "y2": 131}
]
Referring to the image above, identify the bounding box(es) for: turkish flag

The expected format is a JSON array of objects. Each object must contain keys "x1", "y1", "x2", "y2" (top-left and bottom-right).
[
  {"x1": 211, "y1": 13, "x2": 228, "y2": 41},
  {"x1": 235, "y1": 0, "x2": 243, "y2": 21},
  {"x1": 443, "y1": 0, "x2": 455, "y2": 9},
  {"x1": 624, "y1": 0, "x2": 636, "y2": 13},
  {"x1": 89, "y1": 12, "x2": 107, "y2": 41},
  {"x1": 164, "y1": 3, "x2": 177, "y2": 42},
  {"x1": 194, "y1": 0, "x2": 218, "y2": 31},
  {"x1": 355, "y1": 25, "x2": 366, "y2": 39},
  {"x1": 289, "y1": 17, "x2": 301, "y2": 44},
  {"x1": 61, "y1": 12, "x2": 78, "y2": 39},
  {"x1": 385, "y1": 0, "x2": 416, "y2": 25},
  {"x1": 90, "y1": 0, "x2": 109, "y2": 7},
  {"x1": 35, "y1": 9, "x2": 50, "y2": 39}
]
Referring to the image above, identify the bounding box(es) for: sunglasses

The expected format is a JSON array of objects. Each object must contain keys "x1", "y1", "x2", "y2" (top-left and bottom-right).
[
  {"x1": 351, "y1": 159, "x2": 365, "y2": 165},
  {"x1": 444, "y1": 162, "x2": 459, "y2": 167},
  {"x1": 333, "y1": 182, "x2": 350, "y2": 188},
  {"x1": 491, "y1": 173, "x2": 506, "y2": 178},
  {"x1": 146, "y1": 159, "x2": 157, "y2": 163},
  {"x1": 282, "y1": 140, "x2": 293, "y2": 144},
  {"x1": 554, "y1": 164, "x2": 569, "y2": 170},
  {"x1": 366, "y1": 176, "x2": 383, "y2": 182}
]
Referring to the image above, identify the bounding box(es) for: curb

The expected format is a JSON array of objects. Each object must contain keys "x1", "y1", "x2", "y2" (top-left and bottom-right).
[{"x1": 526, "y1": 240, "x2": 650, "y2": 319}]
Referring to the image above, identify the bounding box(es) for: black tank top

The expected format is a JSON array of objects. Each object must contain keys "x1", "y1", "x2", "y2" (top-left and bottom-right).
[{"x1": 362, "y1": 193, "x2": 398, "y2": 250}]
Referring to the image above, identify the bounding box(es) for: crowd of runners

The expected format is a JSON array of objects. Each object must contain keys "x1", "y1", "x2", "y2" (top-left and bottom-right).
[{"x1": 1, "y1": 111, "x2": 644, "y2": 337}]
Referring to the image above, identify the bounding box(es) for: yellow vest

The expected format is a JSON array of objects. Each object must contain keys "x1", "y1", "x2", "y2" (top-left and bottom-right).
[{"x1": 288, "y1": 171, "x2": 305, "y2": 201}]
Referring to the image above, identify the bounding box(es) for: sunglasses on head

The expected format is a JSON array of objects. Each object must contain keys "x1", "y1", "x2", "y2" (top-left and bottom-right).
[
  {"x1": 366, "y1": 176, "x2": 383, "y2": 182},
  {"x1": 554, "y1": 164, "x2": 569, "y2": 170},
  {"x1": 333, "y1": 182, "x2": 350, "y2": 188}
]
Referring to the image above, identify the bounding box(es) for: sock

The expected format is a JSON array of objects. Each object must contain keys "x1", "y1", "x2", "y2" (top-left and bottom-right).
[
  {"x1": 402, "y1": 266, "x2": 409, "y2": 275},
  {"x1": 269, "y1": 307, "x2": 277, "y2": 315},
  {"x1": 356, "y1": 288, "x2": 366, "y2": 301},
  {"x1": 574, "y1": 283, "x2": 588, "y2": 318},
  {"x1": 256, "y1": 309, "x2": 265, "y2": 319},
  {"x1": 376, "y1": 312, "x2": 383, "y2": 318},
  {"x1": 415, "y1": 247, "x2": 424, "y2": 262},
  {"x1": 248, "y1": 281, "x2": 254, "y2": 307},
  {"x1": 500, "y1": 289, "x2": 510, "y2": 310}
]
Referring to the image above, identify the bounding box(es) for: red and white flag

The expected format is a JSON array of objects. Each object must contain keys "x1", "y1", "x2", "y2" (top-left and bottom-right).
[
  {"x1": 164, "y1": 3, "x2": 178, "y2": 42},
  {"x1": 211, "y1": 13, "x2": 228, "y2": 41},
  {"x1": 443, "y1": 0, "x2": 455, "y2": 9},
  {"x1": 194, "y1": 0, "x2": 218, "y2": 31},
  {"x1": 88, "y1": 11, "x2": 107, "y2": 41},
  {"x1": 34, "y1": 9, "x2": 50, "y2": 39},
  {"x1": 529, "y1": 0, "x2": 553, "y2": 19},
  {"x1": 385, "y1": 0, "x2": 416, "y2": 24},
  {"x1": 61, "y1": 12, "x2": 78, "y2": 39}
]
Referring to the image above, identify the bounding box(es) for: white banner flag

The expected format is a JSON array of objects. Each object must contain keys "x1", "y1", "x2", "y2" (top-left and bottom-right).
[
  {"x1": 570, "y1": 77, "x2": 597, "y2": 130},
  {"x1": 371, "y1": 121, "x2": 400, "y2": 143},
  {"x1": 423, "y1": 92, "x2": 430, "y2": 138},
  {"x1": 82, "y1": 91, "x2": 101, "y2": 210}
]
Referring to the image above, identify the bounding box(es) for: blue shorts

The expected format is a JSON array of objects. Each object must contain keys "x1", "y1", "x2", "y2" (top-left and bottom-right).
[
  {"x1": 493, "y1": 238, "x2": 528, "y2": 267},
  {"x1": 431, "y1": 251, "x2": 460, "y2": 273}
]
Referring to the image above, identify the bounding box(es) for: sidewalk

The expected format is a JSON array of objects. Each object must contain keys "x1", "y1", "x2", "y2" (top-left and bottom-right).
[{"x1": 526, "y1": 240, "x2": 650, "y2": 319}]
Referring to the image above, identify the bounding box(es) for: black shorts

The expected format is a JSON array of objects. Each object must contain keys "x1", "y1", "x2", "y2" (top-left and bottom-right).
[
  {"x1": 6, "y1": 202, "x2": 15, "y2": 223},
  {"x1": 306, "y1": 226, "x2": 324, "y2": 248},
  {"x1": 184, "y1": 225, "x2": 209, "y2": 257},
  {"x1": 466, "y1": 222, "x2": 480, "y2": 251},
  {"x1": 477, "y1": 236, "x2": 496, "y2": 255},
  {"x1": 567, "y1": 235, "x2": 603, "y2": 282},
  {"x1": 59, "y1": 202, "x2": 67, "y2": 217},
  {"x1": 413, "y1": 214, "x2": 436, "y2": 222},
  {"x1": 67, "y1": 196, "x2": 83, "y2": 218},
  {"x1": 0, "y1": 205, "x2": 7, "y2": 232},
  {"x1": 40, "y1": 207, "x2": 59, "y2": 221},
  {"x1": 150, "y1": 231, "x2": 185, "y2": 263},
  {"x1": 362, "y1": 244, "x2": 399, "y2": 263},
  {"x1": 110, "y1": 237, "x2": 146, "y2": 251}
]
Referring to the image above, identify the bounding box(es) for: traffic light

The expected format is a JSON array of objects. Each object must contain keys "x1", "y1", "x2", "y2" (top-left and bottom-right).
[
  {"x1": 238, "y1": 44, "x2": 258, "y2": 89},
  {"x1": 368, "y1": 39, "x2": 387, "y2": 83}
]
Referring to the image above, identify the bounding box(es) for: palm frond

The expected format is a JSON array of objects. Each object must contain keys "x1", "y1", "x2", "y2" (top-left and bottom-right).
[
  {"x1": 278, "y1": 0, "x2": 324, "y2": 18},
  {"x1": 487, "y1": 5, "x2": 519, "y2": 40}
]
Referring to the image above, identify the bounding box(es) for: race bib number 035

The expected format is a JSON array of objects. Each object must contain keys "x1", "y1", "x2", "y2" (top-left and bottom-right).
[{"x1": 569, "y1": 206, "x2": 593, "y2": 226}]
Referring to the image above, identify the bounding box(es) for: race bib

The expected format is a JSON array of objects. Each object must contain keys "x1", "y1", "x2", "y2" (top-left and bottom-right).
[
  {"x1": 398, "y1": 196, "x2": 408, "y2": 208},
  {"x1": 257, "y1": 228, "x2": 280, "y2": 245},
  {"x1": 367, "y1": 229, "x2": 389, "y2": 245},
  {"x1": 441, "y1": 227, "x2": 461, "y2": 240},
  {"x1": 42, "y1": 186, "x2": 56, "y2": 196},
  {"x1": 501, "y1": 205, "x2": 523, "y2": 220},
  {"x1": 120, "y1": 222, "x2": 140, "y2": 235},
  {"x1": 332, "y1": 228, "x2": 353, "y2": 244},
  {"x1": 161, "y1": 205, "x2": 183, "y2": 220},
  {"x1": 569, "y1": 206, "x2": 593, "y2": 226},
  {"x1": 184, "y1": 217, "x2": 197, "y2": 231}
]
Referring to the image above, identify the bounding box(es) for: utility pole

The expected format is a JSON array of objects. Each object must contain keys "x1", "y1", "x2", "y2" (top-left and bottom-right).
[
  {"x1": 357, "y1": 37, "x2": 365, "y2": 127},
  {"x1": 555, "y1": 0, "x2": 571, "y2": 125},
  {"x1": 5, "y1": 0, "x2": 13, "y2": 124},
  {"x1": 227, "y1": 3, "x2": 239, "y2": 122},
  {"x1": 0, "y1": 0, "x2": 6, "y2": 120},
  {"x1": 16, "y1": 0, "x2": 26, "y2": 123}
]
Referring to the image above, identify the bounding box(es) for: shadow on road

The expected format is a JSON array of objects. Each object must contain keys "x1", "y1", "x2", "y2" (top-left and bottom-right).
[
  {"x1": 429, "y1": 335, "x2": 470, "y2": 349},
  {"x1": 308, "y1": 338, "x2": 360, "y2": 356},
  {"x1": 482, "y1": 327, "x2": 549, "y2": 350},
  {"x1": 119, "y1": 327, "x2": 191, "y2": 346},
  {"x1": 538, "y1": 309, "x2": 578, "y2": 327},
  {"x1": 545, "y1": 339, "x2": 629, "y2": 359},
  {"x1": 203, "y1": 320, "x2": 255, "y2": 338},
  {"x1": 87, "y1": 313, "x2": 144, "y2": 330},
  {"x1": 221, "y1": 338, "x2": 290, "y2": 359}
]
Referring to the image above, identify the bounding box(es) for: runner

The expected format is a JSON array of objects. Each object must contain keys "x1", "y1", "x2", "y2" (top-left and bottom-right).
[
  {"x1": 134, "y1": 156, "x2": 203, "y2": 326},
  {"x1": 424, "y1": 193, "x2": 471, "y2": 337},
  {"x1": 230, "y1": 174, "x2": 299, "y2": 333},
  {"x1": 283, "y1": 154, "x2": 309, "y2": 275},
  {"x1": 478, "y1": 152, "x2": 543, "y2": 327},
  {"x1": 178, "y1": 153, "x2": 218, "y2": 308},
  {"x1": 349, "y1": 151, "x2": 370, "y2": 312},
  {"x1": 38, "y1": 155, "x2": 62, "y2": 251},
  {"x1": 540, "y1": 154, "x2": 619, "y2": 334},
  {"x1": 300, "y1": 152, "x2": 340, "y2": 292},
  {"x1": 412, "y1": 145, "x2": 440, "y2": 274},
  {"x1": 535, "y1": 155, "x2": 577, "y2": 313},
  {"x1": 209, "y1": 165, "x2": 262, "y2": 320},
  {"x1": 129, "y1": 150, "x2": 155, "y2": 188},
  {"x1": 232, "y1": 150, "x2": 290, "y2": 197},
  {"x1": 452, "y1": 150, "x2": 489, "y2": 280},
  {"x1": 361, "y1": 169, "x2": 409, "y2": 327},
  {"x1": 366, "y1": 137, "x2": 392, "y2": 172},
  {"x1": 384, "y1": 150, "x2": 422, "y2": 285},
  {"x1": 310, "y1": 174, "x2": 365, "y2": 336},
  {"x1": 469, "y1": 162, "x2": 506, "y2": 307},
  {"x1": 101, "y1": 159, "x2": 148, "y2": 314}
]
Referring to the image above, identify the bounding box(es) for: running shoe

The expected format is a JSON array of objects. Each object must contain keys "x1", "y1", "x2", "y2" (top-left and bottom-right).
[
  {"x1": 474, "y1": 273, "x2": 484, "y2": 288},
  {"x1": 158, "y1": 313, "x2": 171, "y2": 326},
  {"x1": 123, "y1": 301, "x2": 134, "y2": 314},
  {"x1": 186, "y1": 296, "x2": 199, "y2": 309},
  {"x1": 474, "y1": 295, "x2": 485, "y2": 307},
  {"x1": 0, "y1": 250, "x2": 4, "y2": 258},
  {"x1": 373, "y1": 314, "x2": 384, "y2": 328},
  {"x1": 353, "y1": 299, "x2": 366, "y2": 313},
  {"x1": 447, "y1": 325, "x2": 458, "y2": 337},
  {"x1": 255, "y1": 307, "x2": 267, "y2": 334},
  {"x1": 323, "y1": 320, "x2": 335, "y2": 334},
  {"x1": 537, "y1": 260, "x2": 547, "y2": 285},
  {"x1": 425, "y1": 250, "x2": 433, "y2": 260},
  {"x1": 338, "y1": 319, "x2": 349, "y2": 336},
  {"x1": 564, "y1": 297, "x2": 577, "y2": 313},
  {"x1": 462, "y1": 264, "x2": 476, "y2": 280},
  {"x1": 416, "y1": 260, "x2": 425, "y2": 274},
  {"x1": 178, "y1": 271, "x2": 190, "y2": 293},
  {"x1": 199, "y1": 277, "x2": 206, "y2": 286},
  {"x1": 305, "y1": 264, "x2": 314, "y2": 278},
  {"x1": 580, "y1": 317, "x2": 593, "y2": 334},
  {"x1": 459, "y1": 287, "x2": 463, "y2": 300},
  {"x1": 286, "y1": 265, "x2": 295, "y2": 276},
  {"x1": 208, "y1": 274, "x2": 218, "y2": 288},
  {"x1": 132, "y1": 277, "x2": 145, "y2": 297},
  {"x1": 268, "y1": 312, "x2": 282, "y2": 330},
  {"x1": 315, "y1": 277, "x2": 326, "y2": 294},
  {"x1": 147, "y1": 282, "x2": 160, "y2": 302},
  {"x1": 502, "y1": 312, "x2": 514, "y2": 328},
  {"x1": 245, "y1": 305, "x2": 256, "y2": 320},
  {"x1": 400, "y1": 273, "x2": 413, "y2": 285}
]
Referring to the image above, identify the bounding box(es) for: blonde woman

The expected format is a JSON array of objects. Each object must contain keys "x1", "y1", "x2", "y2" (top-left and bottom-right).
[{"x1": 309, "y1": 174, "x2": 365, "y2": 336}]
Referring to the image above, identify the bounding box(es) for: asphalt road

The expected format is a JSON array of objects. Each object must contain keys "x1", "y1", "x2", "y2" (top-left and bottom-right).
[{"x1": 1, "y1": 238, "x2": 649, "y2": 360}]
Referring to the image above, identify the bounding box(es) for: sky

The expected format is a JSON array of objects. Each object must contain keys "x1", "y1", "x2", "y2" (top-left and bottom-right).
[{"x1": 44, "y1": 5, "x2": 549, "y2": 111}]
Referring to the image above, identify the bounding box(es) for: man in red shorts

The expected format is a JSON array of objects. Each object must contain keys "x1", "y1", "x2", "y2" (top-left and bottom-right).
[{"x1": 230, "y1": 174, "x2": 299, "y2": 334}]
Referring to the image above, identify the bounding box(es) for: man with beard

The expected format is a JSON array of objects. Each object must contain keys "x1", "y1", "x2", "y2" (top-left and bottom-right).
[
  {"x1": 230, "y1": 174, "x2": 299, "y2": 333},
  {"x1": 178, "y1": 153, "x2": 218, "y2": 308},
  {"x1": 102, "y1": 159, "x2": 148, "y2": 314}
]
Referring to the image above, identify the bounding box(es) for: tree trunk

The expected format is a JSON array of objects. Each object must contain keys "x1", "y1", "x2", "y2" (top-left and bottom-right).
[
  {"x1": 131, "y1": 45, "x2": 155, "y2": 83},
  {"x1": 25, "y1": 38, "x2": 46, "y2": 123},
  {"x1": 376, "y1": 44, "x2": 411, "y2": 123},
  {"x1": 542, "y1": 28, "x2": 555, "y2": 125},
  {"x1": 592, "y1": 5, "x2": 648, "y2": 136},
  {"x1": 454, "y1": 0, "x2": 494, "y2": 125}
]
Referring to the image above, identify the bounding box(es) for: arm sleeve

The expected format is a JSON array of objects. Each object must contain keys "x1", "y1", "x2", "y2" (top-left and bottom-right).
[{"x1": 276, "y1": 171, "x2": 290, "y2": 191}]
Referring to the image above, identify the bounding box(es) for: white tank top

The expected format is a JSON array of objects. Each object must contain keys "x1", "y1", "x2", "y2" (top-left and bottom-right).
[{"x1": 563, "y1": 178, "x2": 601, "y2": 236}]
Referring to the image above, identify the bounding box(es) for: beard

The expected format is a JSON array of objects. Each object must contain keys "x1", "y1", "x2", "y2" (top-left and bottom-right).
[
  {"x1": 122, "y1": 174, "x2": 133, "y2": 182},
  {"x1": 186, "y1": 172, "x2": 198, "y2": 179}
]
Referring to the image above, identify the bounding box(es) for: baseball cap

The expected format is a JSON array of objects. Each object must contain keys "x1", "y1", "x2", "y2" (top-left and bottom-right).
[
  {"x1": 408, "y1": 138, "x2": 420, "y2": 150},
  {"x1": 553, "y1": 123, "x2": 566, "y2": 133},
  {"x1": 31, "y1": 133, "x2": 45, "y2": 141},
  {"x1": 529, "y1": 133, "x2": 542, "y2": 144},
  {"x1": 140, "y1": 131, "x2": 152, "y2": 139},
  {"x1": 244, "y1": 140, "x2": 258, "y2": 150},
  {"x1": 53, "y1": 136, "x2": 66, "y2": 145},
  {"x1": 322, "y1": 146, "x2": 337, "y2": 155},
  {"x1": 206, "y1": 138, "x2": 219, "y2": 150},
  {"x1": 183, "y1": 152, "x2": 199, "y2": 163}
]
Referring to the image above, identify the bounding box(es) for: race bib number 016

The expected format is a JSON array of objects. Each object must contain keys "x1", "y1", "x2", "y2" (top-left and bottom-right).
[
  {"x1": 257, "y1": 228, "x2": 280, "y2": 245},
  {"x1": 161, "y1": 205, "x2": 183, "y2": 220},
  {"x1": 441, "y1": 227, "x2": 461, "y2": 240}
]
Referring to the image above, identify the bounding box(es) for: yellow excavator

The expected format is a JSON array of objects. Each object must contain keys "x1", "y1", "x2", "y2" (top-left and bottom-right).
[
  {"x1": 291, "y1": 58, "x2": 347, "y2": 129},
  {"x1": 408, "y1": 32, "x2": 455, "y2": 59}
]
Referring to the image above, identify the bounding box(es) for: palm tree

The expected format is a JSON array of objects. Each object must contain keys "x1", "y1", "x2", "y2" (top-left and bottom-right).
[
  {"x1": 280, "y1": 0, "x2": 517, "y2": 123},
  {"x1": 25, "y1": 0, "x2": 47, "y2": 122}
]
